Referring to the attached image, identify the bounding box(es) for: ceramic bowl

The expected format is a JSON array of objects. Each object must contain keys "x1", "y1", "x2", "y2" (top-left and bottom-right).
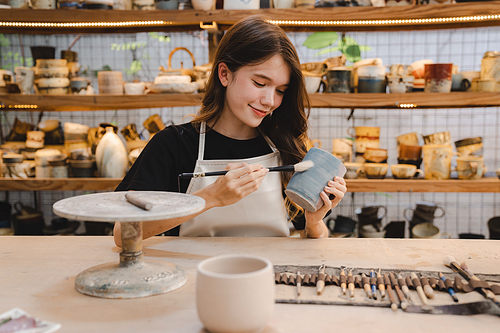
[
  {"x1": 35, "y1": 59, "x2": 68, "y2": 69},
  {"x1": 34, "y1": 66, "x2": 69, "y2": 79},
  {"x1": 364, "y1": 163, "x2": 388, "y2": 179}
]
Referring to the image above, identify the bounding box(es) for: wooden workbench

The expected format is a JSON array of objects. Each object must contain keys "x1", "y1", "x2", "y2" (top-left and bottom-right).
[{"x1": 0, "y1": 236, "x2": 499, "y2": 332}]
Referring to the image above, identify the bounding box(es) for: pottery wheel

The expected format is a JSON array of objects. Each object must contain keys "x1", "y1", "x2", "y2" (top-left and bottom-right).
[
  {"x1": 52, "y1": 191, "x2": 205, "y2": 299},
  {"x1": 53, "y1": 191, "x2": 205, "y2": 222}
]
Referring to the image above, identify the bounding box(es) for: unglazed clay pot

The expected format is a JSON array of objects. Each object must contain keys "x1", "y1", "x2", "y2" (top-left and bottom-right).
[
  {"x1": 196, "y1": 255, "x2": 274, "y2": 333},
  {"x1": 95, "y1": 127, "x2": 128, "y2": 178}
]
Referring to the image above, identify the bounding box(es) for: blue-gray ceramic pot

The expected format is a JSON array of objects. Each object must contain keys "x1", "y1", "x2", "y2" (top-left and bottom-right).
[{"x1": 285, "y1": 148, "x2": 346, "y2": 212}]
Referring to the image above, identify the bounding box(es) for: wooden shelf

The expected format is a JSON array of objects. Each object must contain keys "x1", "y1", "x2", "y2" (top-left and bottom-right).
[
  {"x1": 1, "y1": 3, "x2": 500, "y2": 34},
  {"x1": 0, "y1": 93, "x2": 204, "y2": 111},
  {"x1": 2, "y1": 177, "x2": 500, "y2": 192},
  {"x1": 2, "y1": 92, "x2": 500, "y2": 111},
  {"x1": 0, "y1": 178, "x2": 119, "y2": 191}
]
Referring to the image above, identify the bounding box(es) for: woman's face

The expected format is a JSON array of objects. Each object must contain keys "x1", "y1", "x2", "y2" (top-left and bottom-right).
[{"x1": 217, "y1": 54, "x2": 291, "y2": 138}]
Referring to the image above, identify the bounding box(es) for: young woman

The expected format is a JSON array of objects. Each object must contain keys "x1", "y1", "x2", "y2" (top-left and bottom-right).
[{"x1": 114, "y1": 15, "x2": 347, "y2": 246}]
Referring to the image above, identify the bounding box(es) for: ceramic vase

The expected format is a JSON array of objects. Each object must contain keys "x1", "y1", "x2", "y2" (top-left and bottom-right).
[{"x1": 95, "y1": 127, "x2": 128, "y2": 178}]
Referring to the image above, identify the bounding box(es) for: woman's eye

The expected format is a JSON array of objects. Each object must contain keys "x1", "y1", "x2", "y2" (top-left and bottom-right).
[
  {"x1": 253, "y1": 80, "x2": 265, "y2": 87},
  {"x1": 276, "y1": 89, "x2": 285, "y2": 95}
]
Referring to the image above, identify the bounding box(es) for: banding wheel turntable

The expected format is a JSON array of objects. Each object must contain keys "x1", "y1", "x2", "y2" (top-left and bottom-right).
[{"x1": 53, "y1": 191, "x2": 205, "y2": 299}]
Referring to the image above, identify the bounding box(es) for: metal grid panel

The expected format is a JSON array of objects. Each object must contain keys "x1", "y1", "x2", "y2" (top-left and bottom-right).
[{"x1": 1, "y1": 27, "x2": 500, "y2": 238}]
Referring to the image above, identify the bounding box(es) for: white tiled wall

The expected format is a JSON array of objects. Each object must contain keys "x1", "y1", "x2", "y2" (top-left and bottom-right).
[{"x1": 1, "y1": 26, "x2": 499, "y2": 237}]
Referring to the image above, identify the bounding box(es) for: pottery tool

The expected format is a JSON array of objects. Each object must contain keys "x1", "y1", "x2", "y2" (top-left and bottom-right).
[
  {"x1": 370, "y1": 269, "x2": 378, "y2": 300},
  {"x1": 444, "y1": 256, "x2": 495, "y2": 303},
  {"x1": 178, "y1": 160, "x2": 315, "y2": 179},
  {"x1": 383, "y1": 274, "x2": 398, "y2": 311},
  {"x1": 389, "y1": 273, "x2": 407, "y2": 310},
  {"x1": 361, "y1": 273, "x2": 372, "y2": 299},
  {"x1": 347, "y1": 269, "x2": 355, "y2": 300},
  {"x1": 125, "y1": 192, "x2": 154, "y2": 211},
  {"x1": 296, "y1": 271, "x2": 301, "y2": 297},
  {"x1": 340, "y1": 267, "x2": 347, "y2": 296},
  {"x1": 316, "y1": 264, "x2": 325, "y2": 295},
  {"x1": 398, "y1": 274, "x2": 413, "y2": 305},
  {"x1": 419, "y1": 274, "x2": 435, "y2": 299},
  {"x1": 439, "y1": 272, "x2": 459, "y2": 302},
  {"x1": 404, "y1": 300, "x2": 500, "y2": 316},
  {"x1": 459, "y1": 261, "x2": 500, "y2": 306},
  {"x1": 410, "y1": 272, "x2": 429, "y2": 306},
  {"x1": 377, "y1": 268, "x2": 386, "y2": 299}
]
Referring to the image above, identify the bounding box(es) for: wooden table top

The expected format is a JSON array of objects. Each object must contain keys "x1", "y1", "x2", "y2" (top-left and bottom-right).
[{"x1": 0, "y1": 236, "x2": 499, "y2": 332}]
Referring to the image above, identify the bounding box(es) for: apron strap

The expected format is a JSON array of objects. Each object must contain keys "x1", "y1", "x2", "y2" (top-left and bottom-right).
[
  {"x1": 198, "y1": 122, "x2": 207, "y2": 160},
  {"x1": 258, "y1": 127, "x2": 278, "y2": 153}
]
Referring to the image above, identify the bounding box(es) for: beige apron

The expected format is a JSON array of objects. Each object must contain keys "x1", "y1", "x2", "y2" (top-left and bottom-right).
[{"x1": 179, "y1": 122, "x2": 289, "y2": 237}]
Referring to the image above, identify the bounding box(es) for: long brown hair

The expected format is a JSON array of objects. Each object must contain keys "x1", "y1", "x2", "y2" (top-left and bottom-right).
[{"x1": 193, "y1": 15, "x2": 310, "y2": 212}]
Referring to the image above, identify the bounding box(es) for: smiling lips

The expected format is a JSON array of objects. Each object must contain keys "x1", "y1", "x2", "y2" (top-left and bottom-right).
[{"x1": 250, "y1": 105, "x2": 269, "y2": 118}]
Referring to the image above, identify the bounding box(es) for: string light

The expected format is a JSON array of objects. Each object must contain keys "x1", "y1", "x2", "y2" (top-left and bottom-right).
[
  {"x1": 0, "y1": 21, "x2": 170, "y2": 28},
  {"x1": 269, "y1": 14, "x2": 500, "y2": 27},
  {"x1": 397, "y1": 103, "x2": 417, "y2": 109},
  {"x1": 0, "y1": 104, "x2": 38, "y2": 109}
]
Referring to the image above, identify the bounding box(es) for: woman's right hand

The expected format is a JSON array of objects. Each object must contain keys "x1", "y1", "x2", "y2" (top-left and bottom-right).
[{"x1": 194, "y1": 163, "x2": 269, "y2": 209}]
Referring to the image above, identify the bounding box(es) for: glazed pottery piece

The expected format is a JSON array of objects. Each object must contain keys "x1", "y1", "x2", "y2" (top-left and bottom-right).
[
  {"x1": 95, "y1": 127, "x2": 128, "y2": 178},
  {"x1": 391, "y1": 164, "x2": 424, "y2": 179},
  {"x1": 422, "y1": 131, "x2": 451, "y2": 146},
  {"x1": 364, "y1": 163, "x2": 388, "y2": 179},
  {"x1": 285, "y1": 148, "x2": 346, "y2": 212},
  {"x1": 424, "y1": 63, "x2": 453, "y2": 93},
  {"x1": 412, "y1": 222, "x2": 441, "y2": 239},
  {"x1": 196, "y1": 254, "x2": 274, "y2": 333},
  {"x1": 14, "y1": 67, "x2": 35, "y2": 94},
  {"x1": 422, "y1": 144, "x2": 453, "y2": 180},
  {"x1": 455, "y1": 137, "x2": 483, "y2": 157},
  {"x1": 456, "y1": 156, "x2": 484, "y2": 180},
  {"x1": 344, "y1": 162, "x2": 363, "y2": 179}
]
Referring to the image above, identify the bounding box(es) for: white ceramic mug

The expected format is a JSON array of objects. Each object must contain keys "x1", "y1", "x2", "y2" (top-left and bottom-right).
[
  {"x1": 196, "y1": 254, "x2": 274, "y2": 333},
  {"x1": 124, "y1": 82, "x2": 145, "y2": 95},
  {"x1": 8, "y1": 0, "x2": 29, "y2": 8}
]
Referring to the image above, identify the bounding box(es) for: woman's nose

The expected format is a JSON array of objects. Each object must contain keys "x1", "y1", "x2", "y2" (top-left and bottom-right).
[{"x1": 261, "y1": 88, "x2": 274, "y2": 107}]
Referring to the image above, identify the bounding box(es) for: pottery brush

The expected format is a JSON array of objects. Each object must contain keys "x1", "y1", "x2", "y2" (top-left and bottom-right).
[
  {"x1": 361, "y1": 273, "x2": 373, "y2": 300},
  {"x1": 348, "y1": 269, "x2": 355, "y2": 300},
  {"x1": 410, "y1": 272, "x2": 429, "y2": 307},
  {"x1": 383, "y1": 274, "x2": 398, "y2": 311},
  {"x1": 398, "y1": 274, "x2": 413, "y2": 305},
  {"x1": 460, "y1": 261, "x2": 500, "y2": 306},
  {"x1": 370, "y1": 269, "x2": 378, "y2": 300},
  {"x1": 390, "y1": 272, "x2": 408, "y2": 310},
  {"x1": 439, "y1": 272, "x2": 459, "y2": 302},
  {"x1": 296, "y1": 271, "x2": 301, "y2": 297},
  {"x1": 316, "y1": 264, "x2": 325, "y2": 295},
  {"x1": 340, "y1": 267, "x2": 347, "y2": 296},
  {"x1": 377, "y1": 268, "x2": 386, "y2": 299},
  {"x1": 443, "y1": 255, "x2": 471, "y2": 280},
  {"x1": 178, "y1": 160, "x2": 315, "y2": 179}
]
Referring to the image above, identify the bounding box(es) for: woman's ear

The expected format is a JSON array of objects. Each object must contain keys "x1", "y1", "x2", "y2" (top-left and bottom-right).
[{"x1": 218, "y1": 62, "x2": 230, "y2": 87}]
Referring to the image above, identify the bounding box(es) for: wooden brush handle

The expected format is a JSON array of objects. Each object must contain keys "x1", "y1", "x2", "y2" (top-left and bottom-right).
[
  {"x1": 423, "y1": 284, "x2": 434, "y2": 299},
  {"x1": 416, "y1": 286, "x2": 428, "y2": 305},
  {"x1": 316, "y1": 280, "x2": 325, "y2": 295}
]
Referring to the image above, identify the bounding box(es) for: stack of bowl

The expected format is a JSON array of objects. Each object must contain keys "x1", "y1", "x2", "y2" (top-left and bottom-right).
[
  {"x1": 69, "y1": 148, "x2": 95, "y2": 178},
  {"x1": 34, "y1": 59, "x2": 70, "y2": 95}
]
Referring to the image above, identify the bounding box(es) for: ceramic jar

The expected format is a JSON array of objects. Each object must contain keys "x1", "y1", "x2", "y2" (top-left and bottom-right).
[
  {"x1": 422, "y1": 144, "x2": 453, "y2": 180},
  {"x1": 95, "y1": 127, "x2": 128, "y2": 178}
]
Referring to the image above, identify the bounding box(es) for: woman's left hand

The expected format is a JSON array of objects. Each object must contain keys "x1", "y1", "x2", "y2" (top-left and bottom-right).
[{"x1": 304, "y1": 176, "x2": 347, "y2": 225}]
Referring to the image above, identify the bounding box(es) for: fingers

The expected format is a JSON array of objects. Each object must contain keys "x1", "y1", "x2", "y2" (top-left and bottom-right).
[{"x1": 323, "y1": 176, "x2": 347, "y2": 208}]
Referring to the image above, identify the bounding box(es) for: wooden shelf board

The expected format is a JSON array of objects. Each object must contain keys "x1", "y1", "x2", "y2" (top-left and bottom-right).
[
  {"x1": 0, "y1": 93, "x2": 204, "y2": 111},
  {"x1": 1, "y1": 3, "x2": 500, "y2": 33},
  {"x1": 2, "y1": 92, "x2": 500, "y2": 111},
  {"x1": 0, "y1": 178, "x2": 120, "y2": 191},
  {"x1": 1, "y1": 177, "x2": 499, "y2": 192},
  {"x1": 346, "y1": 178, "x2": 500, "y2": 193}
]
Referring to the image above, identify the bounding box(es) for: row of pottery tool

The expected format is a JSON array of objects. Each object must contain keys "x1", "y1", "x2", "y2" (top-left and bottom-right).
[{"x1": 275, "y1": 263, "x2": 500, "y2": 313}]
